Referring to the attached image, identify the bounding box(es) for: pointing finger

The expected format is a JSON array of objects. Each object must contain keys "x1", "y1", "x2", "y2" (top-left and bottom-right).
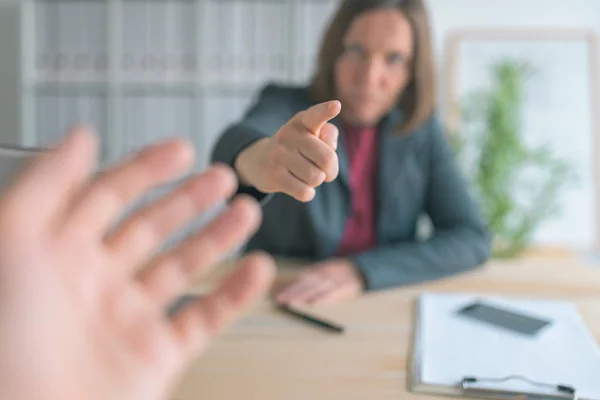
[{"x1": 296, "y1": 101, "x2": 341, "y2": 136}]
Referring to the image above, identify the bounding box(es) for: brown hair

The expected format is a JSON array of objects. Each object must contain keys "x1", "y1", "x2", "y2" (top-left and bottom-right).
[{"x1": 310, "y1": 0, "x2": 436, "y2": 134}]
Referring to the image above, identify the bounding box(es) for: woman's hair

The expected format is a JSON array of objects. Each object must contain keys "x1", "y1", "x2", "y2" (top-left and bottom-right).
[{"x1": 310, "y1": 0, "x2": 436, "y2": 134}]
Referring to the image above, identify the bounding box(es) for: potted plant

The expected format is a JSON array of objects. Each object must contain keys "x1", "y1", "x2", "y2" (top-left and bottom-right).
[{"x1": 450, "y1": 59, "x2": 575, "y2": 258}]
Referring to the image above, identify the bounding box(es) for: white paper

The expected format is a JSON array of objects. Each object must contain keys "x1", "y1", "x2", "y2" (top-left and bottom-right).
[{"x1": 418, "y1": 293, "x2": 600, "y2": 399}]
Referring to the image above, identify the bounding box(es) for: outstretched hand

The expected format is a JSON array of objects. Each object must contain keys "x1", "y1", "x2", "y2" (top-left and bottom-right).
[{"x1": 0, "y1": 127, "x2": 275, "y2": 400}]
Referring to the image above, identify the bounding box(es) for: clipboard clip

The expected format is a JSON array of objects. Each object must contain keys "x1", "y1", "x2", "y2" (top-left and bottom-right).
[{"x1": 461, "y1": 375, "x2": 577, "y2": 400}]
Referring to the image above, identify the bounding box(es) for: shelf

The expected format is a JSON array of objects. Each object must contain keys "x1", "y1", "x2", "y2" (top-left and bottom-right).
[
  {"x1": 120, "y1": 85, "x2": 260, "y2": 97},
  {"x1": 34, "y1": 72, "x2": 110, "y2": 86},
  {"x1": 33, "y1": 67, "x2": 293, "y2": 84},
  {"x1": 31, "y1": 79, "x2": 271, "y2": 96}
]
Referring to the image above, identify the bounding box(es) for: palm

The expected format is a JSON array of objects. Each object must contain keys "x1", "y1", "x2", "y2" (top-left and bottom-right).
[{"x1": 0, "y1": 129, "x2": 274, "y2": 400}]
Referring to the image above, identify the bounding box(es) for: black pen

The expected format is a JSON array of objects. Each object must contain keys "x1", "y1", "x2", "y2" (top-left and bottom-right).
[{"x1": 276, "y1": 303, "x2": 345, "y2": 334}]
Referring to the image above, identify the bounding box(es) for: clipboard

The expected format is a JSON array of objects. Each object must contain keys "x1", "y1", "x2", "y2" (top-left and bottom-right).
[
  {"x1": 407, "y1": 293, "x2": 600, "y2": 400},
  {"x1": 460, "y1": 375, "x2": 576, "y2": 399},
  {"x1": 410, "y1": 371, "x2": 577, "y2": 399}
]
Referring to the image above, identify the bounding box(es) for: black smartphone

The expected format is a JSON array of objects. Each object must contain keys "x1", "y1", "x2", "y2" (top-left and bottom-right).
[{"x1": 456, "y1": 301, "x2": 553, "y2": 336}]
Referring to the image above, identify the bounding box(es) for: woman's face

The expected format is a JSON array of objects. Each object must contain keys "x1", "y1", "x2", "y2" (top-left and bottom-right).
[{"x1": 334, "y1": 8, "x2": 414, "y2": 127}]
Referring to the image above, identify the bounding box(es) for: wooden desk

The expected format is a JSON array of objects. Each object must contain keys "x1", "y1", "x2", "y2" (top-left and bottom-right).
[{"x1": 173, "y1": 259, "x2": 600, "y2": 400}]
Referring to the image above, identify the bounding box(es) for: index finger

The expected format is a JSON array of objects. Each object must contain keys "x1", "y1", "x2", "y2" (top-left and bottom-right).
[
  {"x1": 297, "y1": 100, "x2": 341, "y2": 136},
  {"x1": 0, "y1": 127, "x2": 97, "y2": 228},
  {"x1": 65, "y1": 139, "x2": 195, "y2": 238}
]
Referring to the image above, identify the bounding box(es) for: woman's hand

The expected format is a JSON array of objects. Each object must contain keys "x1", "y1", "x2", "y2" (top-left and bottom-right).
[
  {"x1": 235, "y1": 101, "x2": 341, "y2": 201},
  {"x1": 275, "y1": 259, "x2": 364, "y2": 305}
]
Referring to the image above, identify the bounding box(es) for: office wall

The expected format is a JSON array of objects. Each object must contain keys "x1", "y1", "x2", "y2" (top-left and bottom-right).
[{"x1": 427, "y1": 0, "x2": 600, "y2": 122}]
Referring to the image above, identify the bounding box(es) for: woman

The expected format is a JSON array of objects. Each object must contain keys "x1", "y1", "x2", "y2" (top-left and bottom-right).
[{"x1": 212, "y1": 0, "x2": 491, "y2": 305}]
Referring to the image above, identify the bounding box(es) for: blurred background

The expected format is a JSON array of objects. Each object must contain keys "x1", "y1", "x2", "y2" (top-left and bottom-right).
[{"x1": 0, "y1": 0, "x2": 598, "y2": 258}]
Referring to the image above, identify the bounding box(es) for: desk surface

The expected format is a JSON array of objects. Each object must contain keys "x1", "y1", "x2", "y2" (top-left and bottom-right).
[{"x1": 173, "y1": 258, "x2": 600, "y2": 400}]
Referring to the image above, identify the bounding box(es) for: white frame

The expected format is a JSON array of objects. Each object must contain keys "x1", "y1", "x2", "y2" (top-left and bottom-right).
[{"x1": 444, "y1": 28, "x2": 600, "y2": 251}]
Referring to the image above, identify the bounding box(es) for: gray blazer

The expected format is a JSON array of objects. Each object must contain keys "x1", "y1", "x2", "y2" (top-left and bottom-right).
[{"x1": 211, "y1": 84, "x2": 491, "y2": 291}]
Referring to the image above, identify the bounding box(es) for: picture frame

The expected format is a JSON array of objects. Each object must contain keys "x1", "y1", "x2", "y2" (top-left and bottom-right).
[{"x1": 443, "y1": 29, "x2": 600, "y2": 252}]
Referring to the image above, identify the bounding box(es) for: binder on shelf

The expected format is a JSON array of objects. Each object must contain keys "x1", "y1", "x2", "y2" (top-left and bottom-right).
[{"x1": 408, "y1": 293, "x2": 600, "y2": 400}]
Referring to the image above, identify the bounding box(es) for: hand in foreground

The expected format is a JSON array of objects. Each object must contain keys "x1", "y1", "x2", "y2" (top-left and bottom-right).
[
  {"x1": 275, "y1": 259, "x2": 364, "y2": 306},
  {"x1": 235, "y1": 100, "x2": 341, "y2": 202},
  {"x1": 0, "y1": 127, "x2": 275, "y2": 400}
]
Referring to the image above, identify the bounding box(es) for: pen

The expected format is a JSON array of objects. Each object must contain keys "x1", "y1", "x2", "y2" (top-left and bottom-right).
[{"x1": 276, "y1": 303, "x2": 345, "y2": 334}]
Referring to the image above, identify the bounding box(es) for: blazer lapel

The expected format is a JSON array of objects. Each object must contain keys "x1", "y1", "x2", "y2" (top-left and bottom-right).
[{"x1": 377, "y1": 110, "x2": 414, "y2": 239}]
